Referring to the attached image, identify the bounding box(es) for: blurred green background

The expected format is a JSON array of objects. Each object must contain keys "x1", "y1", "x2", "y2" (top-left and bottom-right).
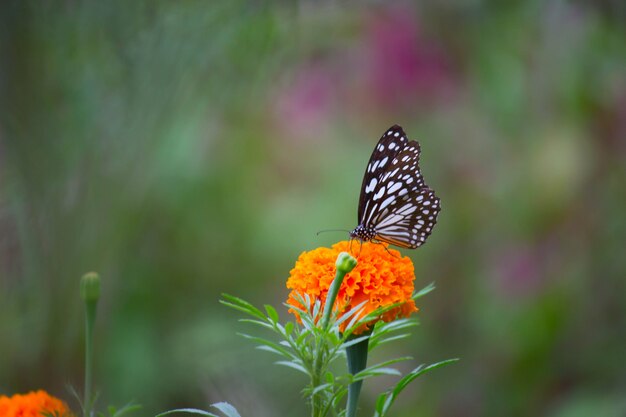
[{"x1": 1, "y1": 1, "x2": 625, "y2": 416}]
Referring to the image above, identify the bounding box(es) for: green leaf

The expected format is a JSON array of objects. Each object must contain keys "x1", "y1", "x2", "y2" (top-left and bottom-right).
[
  {"x1": 220, "y1": 294, "x2": 265, "y2": 320},
  {"x1": 354, "y1": 367, "x2": 402, "y2": 379},
  {"x1": 310, "y1": 383, "x2": 334, "y2": 396},
  {"x1": 284, "y1": 301, "x2": 308, "y2": 315},
  {"x1": 110, "y1": 403, "x2": 142, "y2": 417},
  {"x1": 374, "y1": 393, "x2": 394, "y2": 417},
  {"x1": 295, "y1": 328, "x2": 311, "y2": 346},
  {"x1": 155, "y1": 408, "x2": 219, "y2": 417},
  {"x1": 374, "y1": 358, "x2": 459, "y2": 416},
  {"x1": 353, "y1": 357, "x2": 412, "y2": 381},
  {"x1": 264, "y1": 305, "x2": 279, "y2": 323},
  {"x1": 368, "y1": 318, "x2": 417, "y2": 350},
  {"x1": 285, "y1": 321, "x2": 294, "y2": 336},
  {"x1": 239, "y1": 318, "x2": 273, "y2": 330},
  {"x1": 256, "y1": 345, "x2": 287, "y2": 356},
  {"x1": 394, "y1": 359, "x2": 459, "y2": 394},
  {"x1": 413, "y1": 283, "x2": 435, "y2": 300},
  {"x1": 112, "y1": 406, "x2": 137, "y2": 417},
  {"x1": 211, "y1": 402, "x2": 242, "y2": 417},
  {"x1": 374, "y1": 318, "x2": 417, "y2": 333},
  {"x1": 275, "y1": 360, "x2": 310, "y2": 375},
  {"x1": 238, "y1": 334, "x2": 297, "y2": 360},
  {"x1": 334, "y1": 300, "x2": 368, "y2": 328},
  {"x1": 369, "y1": 333, "x2": 411, "y2": 349},
  {"x1": 339, "y1": 334, "x2": 370, "y2": 350},
  {"x1": 311, "y1": 298, "x2": 322, "y2": 320}
]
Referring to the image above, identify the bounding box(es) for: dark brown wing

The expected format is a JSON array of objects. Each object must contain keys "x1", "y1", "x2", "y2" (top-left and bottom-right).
[{"x1": 357, "y1": 125, "x2": 411, "y2": 225}]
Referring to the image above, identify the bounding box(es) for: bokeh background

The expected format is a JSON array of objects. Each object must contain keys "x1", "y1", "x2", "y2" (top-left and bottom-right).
[{"x1": 1, "y1": 1, "x2": 625, "y2": 416}]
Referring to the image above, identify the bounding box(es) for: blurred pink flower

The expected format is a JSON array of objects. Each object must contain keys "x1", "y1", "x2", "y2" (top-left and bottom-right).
[
  {"x1": 273, "y1": 64, "x2": 336, "y2": 141},
  {"x1": 362, "y1": 7, "x2": 457, "y2": 107},
  {"x1": 491, "y1": 245, "x2": 544, "y2": 300}
]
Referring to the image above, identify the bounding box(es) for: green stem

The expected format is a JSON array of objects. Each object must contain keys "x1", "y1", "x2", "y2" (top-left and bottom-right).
[
  {"x1": 320, "y1": 268, "x2": 344, "y2": 331},
  {"x1": 311, "y1": 253, "x2": 357, "y2": 417},
  {"x1": 80, "y1": 272, "x2": 100, "y2": 417},
  {"x1": 345, "y1": 335, "x2": 370, "y2": 417},
  {"x1": 84, "y1": 302, "x2": 96, "y2": 417}
]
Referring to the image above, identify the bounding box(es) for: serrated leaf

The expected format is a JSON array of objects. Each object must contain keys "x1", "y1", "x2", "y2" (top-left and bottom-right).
[
  {"x1": 211, "y1": 402, "x2": 241, "y2": 417},
  {"x1": 155, "y1": 408, "x2": 219, "y2": 417}
]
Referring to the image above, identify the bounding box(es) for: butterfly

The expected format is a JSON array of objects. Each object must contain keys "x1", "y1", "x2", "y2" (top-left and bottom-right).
[{"x1": 349, "y1": 125, "x2": 441, "y2": 249}]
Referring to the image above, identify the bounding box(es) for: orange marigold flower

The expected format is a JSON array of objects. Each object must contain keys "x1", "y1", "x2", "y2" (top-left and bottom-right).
[
  {"x1": 0, "y1": 390, "x2": 72, "y2": 417},
  {"x1": 286, "y1": 241, "x2": 418, "y2": 333}
]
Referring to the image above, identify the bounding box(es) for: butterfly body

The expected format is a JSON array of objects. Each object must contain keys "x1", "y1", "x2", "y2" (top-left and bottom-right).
[{"x1": 350, "y1": 125, "x2": 440, "y2": 249}]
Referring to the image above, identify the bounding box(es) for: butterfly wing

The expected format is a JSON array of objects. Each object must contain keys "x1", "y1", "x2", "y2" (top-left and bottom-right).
[
  {"x1": 361, "y1": 136, "x2": 440, "y2": 249},
  {"x1": 373, "y1": 187, "x2": 441, "y2": 248},
  {"x1": 358, "y1": 125, "x2": 410, "y2": 225}
]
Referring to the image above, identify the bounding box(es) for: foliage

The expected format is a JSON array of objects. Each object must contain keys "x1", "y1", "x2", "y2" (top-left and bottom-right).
[{"x1": 220, "y1": 283, "x2": 457, "y2": 417}]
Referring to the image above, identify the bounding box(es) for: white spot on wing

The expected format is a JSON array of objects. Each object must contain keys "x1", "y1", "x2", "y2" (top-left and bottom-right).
[
  {"x1": 365, "y1": 178, "x2": 378, "y2": 193},
  {"x1": 388, "y1": 182, "x2": 403, "y2": 194},
  {"x1": 380, "y1": 195, "x2": 395, "y2": 211},
  {"x1": 373, "y1": 187, "x2": 385, "y2": 201}
]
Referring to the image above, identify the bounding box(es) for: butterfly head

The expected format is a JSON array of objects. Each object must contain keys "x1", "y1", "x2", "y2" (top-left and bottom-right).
[{"x1": 349, "y1": 224, "x2": 377, "y2": 243}]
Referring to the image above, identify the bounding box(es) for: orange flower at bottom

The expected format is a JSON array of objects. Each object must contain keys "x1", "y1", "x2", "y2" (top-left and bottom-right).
[
  {"x1": 0, "y1": 390, "x2": 72, "y2": 417},
  {"x1": 286, "y1": 241, "x2": 418, "y2": 334}
]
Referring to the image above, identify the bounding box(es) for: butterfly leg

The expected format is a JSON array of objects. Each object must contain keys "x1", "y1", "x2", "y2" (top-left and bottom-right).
[{"x1": 371, "y1": 239, "x2": 399, "y2": 258}]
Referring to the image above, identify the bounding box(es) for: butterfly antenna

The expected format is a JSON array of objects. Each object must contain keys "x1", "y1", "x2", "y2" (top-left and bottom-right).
[{"x1": 316, "y1": 229, "x2": 351, "y2": 236}]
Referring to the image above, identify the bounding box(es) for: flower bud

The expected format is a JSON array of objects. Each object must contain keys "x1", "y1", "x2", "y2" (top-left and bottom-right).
[
  {"x1": 335, "y1": 252, "x2": 357, "y2": 274},
  {"x1": 80, "y1": 272, "x2": 101, "y2": 303}
]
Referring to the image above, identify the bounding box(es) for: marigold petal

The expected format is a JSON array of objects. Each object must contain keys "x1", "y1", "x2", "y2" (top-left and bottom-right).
[
  {"x1": 0, "y1": 390, "x2": 73, "y2": 417},
  {"x1": 286, "y1": 241, "x2": 419, "y2": 334}
]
